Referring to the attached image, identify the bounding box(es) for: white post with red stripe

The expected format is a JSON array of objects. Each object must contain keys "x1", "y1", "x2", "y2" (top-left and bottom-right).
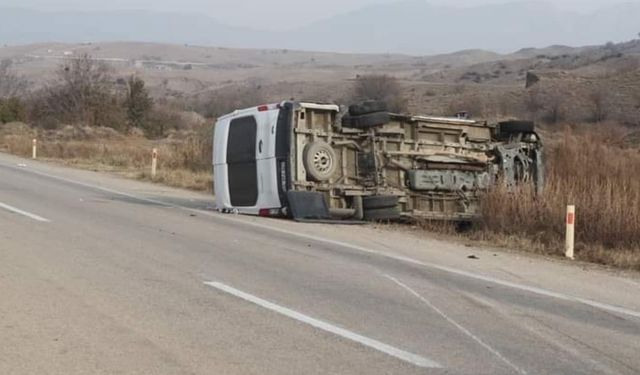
[
  {"x1": 565, "y1": 205, "x2": 576, "y2": 260},
  {"x1": 32, "y1": 139, "x2": 37, "y2": 159},
  {"x1": 151, "y1": 148, "x2": 158, "y2": 179}
]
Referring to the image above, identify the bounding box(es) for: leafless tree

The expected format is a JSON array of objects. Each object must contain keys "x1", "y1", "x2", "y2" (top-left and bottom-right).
[
  {"x1": 0, "y1": 59, "x2": 28, "y2": 98},
  {"x1": 194, "y1": 84, "x2": 265, "y2": 119},
  {"x1": 352, "y1": 74, "x2": 407, "y2": 113},
  {"x1": 144, "y1": 106, "x2": 183, "y2": 138},
  {"x1": 41, "y1": 54, "x2": 124, "y2": 127},
  {"x1": 588, "y1": 85, "x2": 612, "y2": 123},
  {"x1": 542, "y1": 90, "x2": 566, "y2": 124}
]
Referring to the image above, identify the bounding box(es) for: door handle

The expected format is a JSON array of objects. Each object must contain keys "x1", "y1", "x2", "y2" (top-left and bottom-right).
[{"x1": 258, "y1": 140, "x2": 263, "y2": 154}]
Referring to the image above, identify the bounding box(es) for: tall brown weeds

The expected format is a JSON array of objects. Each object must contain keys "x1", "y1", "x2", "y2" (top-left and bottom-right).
[
  {"x1": 0, "y1": 123, "x2": 213, "y2": 192},
  {"x1": 479, "y1": 125, "x2": 640, "y2": 269}
]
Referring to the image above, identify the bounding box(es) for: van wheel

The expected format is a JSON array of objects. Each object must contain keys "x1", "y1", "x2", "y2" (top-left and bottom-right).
[
  {"x1": 349, "y1": 100, "x2": 388, "y2": 116},
  {"x1": 363, "y1": 195, "x2": 398, "y2": 210},
  {"x1": 499, "y1": 120, "x2": 535, "y2": 134},
  {"x1": 303, "y1": 141, "x2": 337, "y2": 182},
  {"x1": 343, "y1": 112, "x2": 390, "y2": 129},
  {"x1": 363, "y1": 206, "x2": 401, "y2": 221}
]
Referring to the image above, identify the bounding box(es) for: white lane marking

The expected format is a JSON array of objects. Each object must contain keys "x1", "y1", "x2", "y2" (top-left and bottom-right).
[
  {"x1": 463, "y1": 292, "x2": 622, "y2": 375},
  {"x1": 0, "y1": 201, "x2": 50, "y2": 222},
  {"x1": 200, "y1": 215, "x2": 640, "y2": 320},
  {"x1": 5, "y1": 162, "x2": 640, "y2": 320},
  {"x1": 383, "y1": 274, "x2": 527, "y2": 375},
  {"x1": 204, "y1": 281, "x2": 441, "y2": 369}
]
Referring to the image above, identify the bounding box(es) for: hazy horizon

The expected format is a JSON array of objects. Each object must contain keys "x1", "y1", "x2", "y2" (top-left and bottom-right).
[
  {"x1": 2, "y1": 0, "x2": 640, "y2": 54},
  {"x1": 2, "y1": 0, "x2": 639, "y2": 31}
]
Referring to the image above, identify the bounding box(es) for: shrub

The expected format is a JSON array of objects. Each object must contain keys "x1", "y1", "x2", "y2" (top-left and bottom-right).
[
  {"x1": 351, "y1": 74, "x2": 407, "y2": 113},
  {"x1": 35, "y1": 54, "x2": 125, "y2": 128},
  {"x1": 0, "y1": 97, "x2": 26, "y2": 123},
  {"x1": 587, "y1": 85, "x2": 613, "y2": 123},
  {"x1": 144, "y1": 107, "x2": 183, "y2": 139},
  {"x1": 193, "y1": 84, "x2": 265, "y2": 119}
]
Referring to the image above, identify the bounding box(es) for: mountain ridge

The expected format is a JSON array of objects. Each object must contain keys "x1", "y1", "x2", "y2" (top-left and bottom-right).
[{"x1": 1, "y1": 2, "x2": 639, "y2": 54}]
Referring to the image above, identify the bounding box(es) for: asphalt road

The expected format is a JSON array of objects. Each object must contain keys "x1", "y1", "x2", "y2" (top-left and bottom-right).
[{"x1": 1, "y1": 152, "x2": 639, "y2": 375}]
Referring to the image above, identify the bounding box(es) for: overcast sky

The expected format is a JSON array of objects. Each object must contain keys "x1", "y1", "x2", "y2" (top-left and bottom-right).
[{"x1": 3, "y1": 0, "x2": 638, "y2": 30}]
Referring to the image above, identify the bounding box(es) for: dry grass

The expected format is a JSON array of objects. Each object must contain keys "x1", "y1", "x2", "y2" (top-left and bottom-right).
[
  {"x1": 0, "y1": 123, "x2": 213, "y2": 192},
  {"x1": 476, "y1": 124, "x2": 640, "y2": 270}
]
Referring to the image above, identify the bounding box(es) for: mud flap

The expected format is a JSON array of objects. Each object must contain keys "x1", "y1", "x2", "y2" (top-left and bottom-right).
[
  {"x1": 286, "y1": 191, "x2": 366, "y2": 224},
  {"x1": 286, "y1": 191, "x2": 331, "y2": 221}
]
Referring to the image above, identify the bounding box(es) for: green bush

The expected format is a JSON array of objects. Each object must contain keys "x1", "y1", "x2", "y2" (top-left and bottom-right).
[{"x1": 0, "y1": 97, "x2": 26, "y2": 124}]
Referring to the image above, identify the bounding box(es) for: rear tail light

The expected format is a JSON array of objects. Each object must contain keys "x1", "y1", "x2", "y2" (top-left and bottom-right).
[
  {"x1": 258, "y1": 104, "x2": 280, "y2": 112},
  {"x1": 259, "y1": 208, "x2": 282, "y2": 217}
]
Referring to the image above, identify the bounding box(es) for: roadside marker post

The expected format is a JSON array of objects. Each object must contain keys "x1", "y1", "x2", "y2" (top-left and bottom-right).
[
  {"x1": 565, "y1": 205, "x2": 576, "y2": 260},
  {"x1": 32, "y1": 139, "x2": 37, "y2": 159},
  {"x1": 151, "y1": 148, "x2": 158, "y2": 179}
]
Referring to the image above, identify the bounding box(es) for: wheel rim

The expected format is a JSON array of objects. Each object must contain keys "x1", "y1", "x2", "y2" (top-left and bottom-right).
[{"x1": 313, "y1": 149, "x2": 333, "y2": 174}]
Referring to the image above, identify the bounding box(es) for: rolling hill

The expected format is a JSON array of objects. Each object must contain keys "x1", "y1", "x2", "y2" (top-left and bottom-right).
[{"x1": 1, "y1": 1, "x2": 640, "y2": 54}]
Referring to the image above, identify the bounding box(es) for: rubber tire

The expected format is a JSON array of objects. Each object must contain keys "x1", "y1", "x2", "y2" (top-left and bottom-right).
[
  {"x1": 363, "y1": 206, "x2": 401, "y2": 222},
  {"x1": 363, "y1": 195, "x2": 398, "y2": 210},
  {"x1": 303, "y1": 141, "x2": 338, "y2": 182},
  {"x1": 349, "y1": 101, "x2": 388, "y2": 116},
  {"x1": 499, "y1": 120, "x2": 535, "y2": 134},
  {"x1": 343, "y1": 112, "x2": 390, "y2": 129},
  {"x1": 341, "y1": 114, "x2": 354, "y2": 127}
]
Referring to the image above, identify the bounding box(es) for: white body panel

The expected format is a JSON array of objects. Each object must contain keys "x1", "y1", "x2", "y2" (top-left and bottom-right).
[{"x1": 213, "y1": 104, "x2": 282, "y2": 215}]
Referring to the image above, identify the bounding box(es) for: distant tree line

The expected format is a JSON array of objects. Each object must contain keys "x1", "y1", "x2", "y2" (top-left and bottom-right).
[{"x1": 5, "y1": 52, "x2": 638, "y2": 137}]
